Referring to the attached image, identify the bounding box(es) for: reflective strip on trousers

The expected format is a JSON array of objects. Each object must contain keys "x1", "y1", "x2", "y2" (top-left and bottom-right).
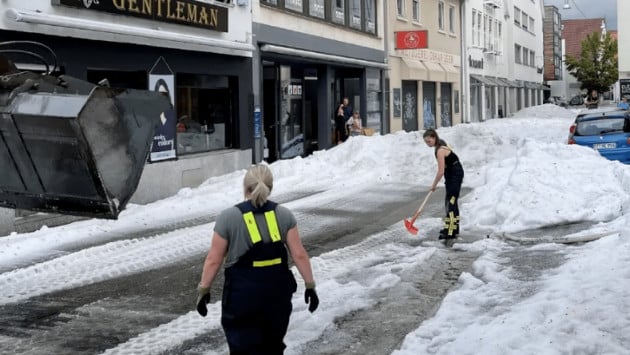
[{"x1": 253, "y1": 258, "x2": 282, "y2": 267}]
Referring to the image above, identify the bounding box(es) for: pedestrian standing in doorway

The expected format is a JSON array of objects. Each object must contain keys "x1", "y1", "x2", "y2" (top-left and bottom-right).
[
  {"x1": 346, "y1": 110, "x2": 363, "y2": 137},
  {"x1": 423, "y1": 129, "x2": 464, "y2": 241},
  {"x1": 334, "y1": 103, "x2": 349, "y2": 144},
  {"x1": 196, "y1": 164, "x2": 319, "y2": 354}
]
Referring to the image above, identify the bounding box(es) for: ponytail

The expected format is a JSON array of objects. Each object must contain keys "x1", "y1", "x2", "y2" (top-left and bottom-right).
[{"x1": 243, "y1": 164, "x2": 274, "y2": 208}]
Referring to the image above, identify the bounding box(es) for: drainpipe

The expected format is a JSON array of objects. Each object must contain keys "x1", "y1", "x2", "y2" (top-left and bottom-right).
[
  {"x1": 382, "y1": 0, "x2": 390, "y2": 133},
  {"x1": 460, "y1": 0, "x2": 469, "y2": 123}
]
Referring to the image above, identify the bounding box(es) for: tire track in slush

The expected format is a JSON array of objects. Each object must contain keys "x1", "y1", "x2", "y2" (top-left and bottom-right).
[
  {"x1": 101, "y1": 224, "x2": 442, "y2": 355},
  {"x1": 0, "y1": 185, "x2": 455, "y2": 354}
]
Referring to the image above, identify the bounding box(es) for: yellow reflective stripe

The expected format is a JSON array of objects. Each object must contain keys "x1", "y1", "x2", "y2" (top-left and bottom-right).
[
  {"x1": 450, "y1": 196, "x2": 456, "y2": 205},
  {"x1": 243, "y1": 212, "x2": 262, "y2": 244},
  {"x1": 253, "y1": 258, "x2": 282, "y2": 267},
  {"x1": 264, "y1": 210, "x2": 281, "y2": 242},
  {"x1": 447, "y1": 211, "x2": 457, "y2": 236}
]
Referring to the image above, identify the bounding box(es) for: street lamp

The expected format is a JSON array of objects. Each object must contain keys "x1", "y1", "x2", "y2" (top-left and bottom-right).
[{"x1": 563, "y1": 0, "x2": 571, "y2": 10}]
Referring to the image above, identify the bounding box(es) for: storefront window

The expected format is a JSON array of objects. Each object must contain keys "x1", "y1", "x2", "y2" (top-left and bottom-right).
[
  {"x1": 333, "y1": 0, "x2": 345, "y2": 24},
  {"x1": 366, "y1": 68, "x2": 381, "y2": 131},
  {"x1": 309, "y1": 0, "x2": 325, "y2": 18},
  {"x1": 175, "y1": 74, "x2": 234, "y2": 155},
  {"x1": 285, "y1": 0, "x2": 303, "y2": 13},
  {"x1": 279, "y1": 66, "x2": 304, "y2": 159},
  {"x1": 261, "y1": 0, "x2": 278, "y2": 5}
]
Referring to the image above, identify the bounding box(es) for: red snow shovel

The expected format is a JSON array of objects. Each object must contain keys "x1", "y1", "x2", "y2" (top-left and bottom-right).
[{"x1": 404, "y1": 191, "x2": 433, "y2": 235}]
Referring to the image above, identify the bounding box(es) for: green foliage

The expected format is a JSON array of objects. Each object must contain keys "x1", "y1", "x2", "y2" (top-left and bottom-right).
[{"x1": 565, "y1": 32, "x2": 618, "y2": 93}]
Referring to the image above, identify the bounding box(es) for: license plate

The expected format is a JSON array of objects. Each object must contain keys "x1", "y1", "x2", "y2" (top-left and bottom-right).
[{"x1": 593, "y1": 143, "x2": 616, "y2": 150}]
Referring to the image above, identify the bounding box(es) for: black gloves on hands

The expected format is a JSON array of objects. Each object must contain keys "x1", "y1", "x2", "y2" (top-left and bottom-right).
[
  {"x1": 304, "y1": 287, "x2": 319, "y2": 313},
  {"x1": 196, "y1": 286, "x2": 210, "y2": 317}
]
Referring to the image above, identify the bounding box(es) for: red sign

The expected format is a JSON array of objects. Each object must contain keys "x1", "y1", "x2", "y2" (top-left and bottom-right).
[{"x1": 395, "y1": 31, "x2": 428, "y2": 49}]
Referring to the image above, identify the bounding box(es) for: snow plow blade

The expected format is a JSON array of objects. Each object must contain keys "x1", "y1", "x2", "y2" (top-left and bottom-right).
[{"x1": 0, "y1": 73, "x2": 171, "y2": 219}]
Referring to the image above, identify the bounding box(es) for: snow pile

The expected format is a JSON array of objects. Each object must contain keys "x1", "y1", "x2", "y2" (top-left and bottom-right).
[{"x1": 512, "y1": 103, "x2": 576, "y2": 119}]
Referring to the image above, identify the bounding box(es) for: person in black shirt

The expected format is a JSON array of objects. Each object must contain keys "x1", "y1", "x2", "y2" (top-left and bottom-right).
[
  {"x1": 423, "y1": 129, "x2": 464, "y2": 241},
  {"x1": 334, "y1": 103, "x2": 348, "y2": 144}
]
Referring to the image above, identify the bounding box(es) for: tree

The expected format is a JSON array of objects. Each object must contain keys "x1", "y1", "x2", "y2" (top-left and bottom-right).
[{"x1": 565, "y1": 32, "x2": 618, "y2": 94}]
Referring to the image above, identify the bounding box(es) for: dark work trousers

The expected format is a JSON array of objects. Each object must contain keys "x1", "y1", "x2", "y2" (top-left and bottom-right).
[
  {"x1": 221, "y1": 265, "x2": 297, "y2": 355},
  {"x1": 441, "y1": 164, "x2": 464, "y2": 237}
]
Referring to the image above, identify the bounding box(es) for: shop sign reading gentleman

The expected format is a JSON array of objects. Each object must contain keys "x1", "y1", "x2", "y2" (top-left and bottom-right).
[{"x1": 54, "y1": 0, "x2": 228, "y2": 32}]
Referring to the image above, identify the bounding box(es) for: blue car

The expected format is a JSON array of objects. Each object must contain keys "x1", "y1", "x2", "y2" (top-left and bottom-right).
[{"x1": 568, "y1": 111, "x2": 630, "y2": 164}]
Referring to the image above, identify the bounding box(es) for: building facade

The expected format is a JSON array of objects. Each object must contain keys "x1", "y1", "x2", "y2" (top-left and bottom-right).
[
  {"x1": 558, "y1": 17, "x2": 607, "y2": 100},
  {"x1": 543, "y1": 4, "x2": 562, "y2": 97},
  {"x1": 618, "y1": 0, "x2": 629, "y2": 100},
  {"x1": 388, "y1": 0, "x2": 463, "y2": 132},
  {"x1": 0, "y1": 0, "x2": 255, "y2": 232},
  {"x1": 463, "y1": 0, "x2": 546, "y2": 122},
  {"x1": 253, "y1": 0, "x2": 387, "y2": 162}
]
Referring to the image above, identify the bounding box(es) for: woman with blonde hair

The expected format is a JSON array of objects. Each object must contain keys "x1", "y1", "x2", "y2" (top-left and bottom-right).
[{"x1": 196, "y1": 164, "x2": 318, "y2": 354}]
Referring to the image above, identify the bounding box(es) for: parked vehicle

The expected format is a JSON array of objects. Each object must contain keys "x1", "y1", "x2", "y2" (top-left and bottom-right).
[
  {"x1": 567, "y1": 110, "x2": 630, "y2": 164},
  {"x1": 549, "y1": 96, "x2": 568, "y2": 108},
  {"x1": 569, "y1": 95, "x2": 584, "y2": 106}
]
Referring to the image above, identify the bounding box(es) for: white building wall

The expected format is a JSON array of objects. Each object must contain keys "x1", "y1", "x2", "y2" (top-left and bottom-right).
[
  {"x1": 0, "y1": 0, "x2": 253, "y2": 57},
  {"x1": 253, "y1": 0, "x2": 384, "y2": 53},
  {"x1": 508, "y1": 0, "x2": 543, "y2": 84}
]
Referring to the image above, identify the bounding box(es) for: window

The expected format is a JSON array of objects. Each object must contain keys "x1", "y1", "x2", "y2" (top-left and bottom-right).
[
  {"x1": 309, "y1": 0, "x2": 325, "y2": 19},
  {"x1": 285, "y1": 0, "x2": 303, "y2": 13},
  {"x1": 477, "y1": 12, "x2": 482, "y2": 46},
  {"x1": 176, "y1": 74, "x2": 235, "y2": 155},
  {"x1": 522, "y1": 47, "x2": 529, "y2": 66},
  {"x1": 438, "y1": 1, "x2": 445, "y2": 31},
  {"x1": 496, "y1": 21, "x2": 502, "y2": 53},
  {"x1": 333, "y1": 0, "x2": 345, "y2": 24},
  {"x1": 530, "y1": 51, "x2": 535, "y2": 67},
  {"x1": 487, "y1": 15, "x2": 493, "y2": 50},
  {"x1": 529, "y1": 17, "x2": 534, "y2": 32},
  {"x1": 350, "y1": 0, "x2": 361, "y2": 29},
  {"x1": 365, "y1": 0, "x2": 376, "y2": 33},
  {"x1": 483, "y1": 14, "x2": 490, "y2": 48},
  {"x1": 472, "y1": 9, "x2": 478, "y2": 46},
  {"x1": 449, "y1": 5, "x2": 455, "y2": 33},
  {"x1": 261, "y1": 0, "x2": 278, "y2": 5},
  {"x1": 514, "y1": 7, "x2": 521, "y2": 26},
  {"x1": 522, "y1": 12, "x2": 528, "y2": 31},
  {"x1": 397, "y1": 0, "x2": 404, "y2": 17},
  {"x1": 412, "y1": 0, "x2": 420, "y2": 22},
  {"x1": 515, "y1": 44, "x2": 521, "y2": 64}
]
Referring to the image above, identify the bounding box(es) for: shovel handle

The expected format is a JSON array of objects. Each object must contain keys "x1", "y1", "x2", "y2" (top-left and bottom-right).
[{"x1": 410, "y1": 190, "x2": 433, "y2": 223}]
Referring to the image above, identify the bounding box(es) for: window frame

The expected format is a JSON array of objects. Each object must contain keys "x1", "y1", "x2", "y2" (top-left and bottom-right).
[{"x1": 438, "y1": 1, "x2": 445, "y2": 31}]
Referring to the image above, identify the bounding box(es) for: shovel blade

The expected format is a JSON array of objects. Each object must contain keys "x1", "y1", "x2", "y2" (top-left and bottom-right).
[{"x1": 404, "y1": 219, "x2": 419, "y2": 235}]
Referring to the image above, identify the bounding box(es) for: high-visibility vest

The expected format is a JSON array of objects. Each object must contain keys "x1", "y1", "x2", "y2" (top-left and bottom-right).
[{"x1": 235, "y1": 200, "x2": 286, "y2": 268}]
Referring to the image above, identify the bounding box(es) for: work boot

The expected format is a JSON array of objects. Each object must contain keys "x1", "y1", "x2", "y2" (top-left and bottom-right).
[{"x1": 438, "y1": 230, "x2": 448, "y2": 240}]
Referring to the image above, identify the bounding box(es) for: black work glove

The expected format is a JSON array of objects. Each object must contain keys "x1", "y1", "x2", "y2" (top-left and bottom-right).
[
  {"x1": 196, "y1": 286, "x2": 210, "y2": 317},
  {"x1": 304, "y1": 286, "x2": 319, "y2": 313}
]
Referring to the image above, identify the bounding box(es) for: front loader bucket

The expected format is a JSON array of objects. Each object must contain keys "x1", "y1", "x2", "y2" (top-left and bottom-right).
[{"x1": 0, "y1": 74, "x2": 171, "y2": 219}]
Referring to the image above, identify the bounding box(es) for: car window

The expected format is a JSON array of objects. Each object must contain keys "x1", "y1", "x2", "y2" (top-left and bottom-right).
[{"x1": 575, "y1": 118, "x2": 626, "y2": 136}]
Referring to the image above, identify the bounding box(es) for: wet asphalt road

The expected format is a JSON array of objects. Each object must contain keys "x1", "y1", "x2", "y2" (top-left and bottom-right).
[{"x1": 0, "y1": 186, "x2": 580, "y2": 354}]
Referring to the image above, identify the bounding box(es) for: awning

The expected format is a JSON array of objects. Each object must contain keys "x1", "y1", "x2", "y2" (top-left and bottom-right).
[
  {"x1": 424, "y1": 61, "x2": 446, "y2": 82},
  {"x1": 260, "y1": 44, "x2": 388, "y2": 69},
  {"x1": 440, "y1": 63, "x2": 460, "y2": 83},
  {"x1": 471, "y1": 74, "x2": 496, "y2": 86},
  {"x1": 496, "y1": 77, "x2": 517, "y2": 87},
  {"x1": 401, "y1": 58, "x2": 428, "y2": 81},
  {"x1": 6, "y1": 8, "x2": 254, "y2": 56}
]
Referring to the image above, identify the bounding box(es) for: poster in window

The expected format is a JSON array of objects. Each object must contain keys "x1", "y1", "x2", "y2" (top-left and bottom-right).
[
  {"x1": 149, "y1": 74, "x2": 177, "y2": 162},
  {"x1": 393, "y1": 88, "x2": 401, "y2": 118}
]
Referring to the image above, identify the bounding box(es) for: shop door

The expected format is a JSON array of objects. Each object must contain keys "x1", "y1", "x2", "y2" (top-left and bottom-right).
[
  {"x1": 422, "y1": 82, "x2": 436, "y2": 129},
  {"x1": 263, "y1": 66, "x2": 278, "y2": 162},
  {"x1": 304, "y1": 78, "x2": 318, "y2": 156},
  {"x1": 401, "y1": 80, "x2": 418, "y2": 132},
  {"x1": 279, "y1": 65, "x2": 304, "y2": 159},
  {"x1": 440, "y1": 83, "x2": 452, "y2": 127}
]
